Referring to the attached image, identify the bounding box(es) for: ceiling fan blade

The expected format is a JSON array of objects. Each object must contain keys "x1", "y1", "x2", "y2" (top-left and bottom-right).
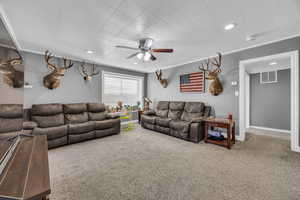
[
  {"x1": 150, "y1": 54, "x2": 157, "y2": 61},
  {"x1": 116, "y1": 45, "x2": 139, "y2": 51},
  {"x1": 152, "y1": 49, "x2": 174, "y2": 53},
  {"x1": 126, "y1": 52, "x2": 139, "y2": 59}
]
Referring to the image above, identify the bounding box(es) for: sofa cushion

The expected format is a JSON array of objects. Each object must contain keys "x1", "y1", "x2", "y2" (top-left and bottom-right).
[
  {"x1": 169, "y1": 101, "x2": 185, "y2": 110},
  {"x1": 141, "y1": 122, "x2": 155, "y2": 130},
  {"x1": 65, "y1": 112, "x2": 88, "y2": 124},
  {"x1": 154, "y1": 125, "x2": 170, "y2": 134},
  {"x1": 0, "y1": 131, "x2": 19, "y2": 139},
  {"x1": 68, "y1": 131, "x2": 95, "y2": 144},
  {"x1": 0, "y1": 118, "x2": 23, "y2": 133},
  {"x1": 156, "y1": 117, "x2": 171, "y2": 127},
  {"x1": 156, "y1": 101, "x2": 169, "y2": 118},
  {"x1": 169, "y1": 120, "x2": 190, "y2": 133},
  {"x1": 32, "y1": 125, "x2": 68, "y2": 140},
  {"x1": 48, "y1": 136, "x2": 68, "y2": 149},
  {"x1": 181, "y1": 102, "x2": 204, "y2": 122},
  {"x1": 170, "y1": 129, "x2": 188, "y2": 139},
  {"x1": 32, "y1": 113, "x2": 65, "y2": 128},
  {"x1": 168, "y1": 102, "x2": 185, "y2": 120},
  {"x1": 157, "y1": 101, "x2": 169, "y2": 110},
  {"x1": 31, "y1": 104, "x2": 63, "y2": 116},
  {"x1": 94, "y1": 119, "x2": 120, "y2": 130},
  {"x1": 184, "y1": 102, "x2": 204, "y2": 113},
  {"x1": 63, "y1": 103, "x2": 87, "y2": 114},
  {"x1": 156, "y1": 110, "x2": 169, "y2": 118},
  {"x1": 68, "y1": 121, "x2": 95, "y2": 134},
  {"x1": 0, "y1": 104, "x2": 23, "y2": 118},
  {"x1": 95, "y1": 128, "x2": 118, "y2": 138},
  {"x1": 141, "y1": 115, "x2": 156, "y2": 125},
  {"x1": 87, "y1": 103, "x2": 106, "y2": 112},
  {"x1": 23, "y1": 121, "x2": 38, "y2": 130},
  {"x1": 88, "y1": 112, "x2": 107, "y2": 121}
]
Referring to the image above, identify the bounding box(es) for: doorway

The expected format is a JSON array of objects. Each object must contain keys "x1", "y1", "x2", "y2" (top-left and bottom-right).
[{"x1": 239, "y1": 51, "x2": 299, "y2": 152}]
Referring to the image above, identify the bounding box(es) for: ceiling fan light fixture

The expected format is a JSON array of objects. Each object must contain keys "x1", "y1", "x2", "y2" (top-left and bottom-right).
[
  {"x1": 144, "y1": 38, "x2": 153, "y2": 48},
  {"x1": 143, "y1": 52, "x2": 151, "y2": 61},
  {"x1": 137, "y1": 52, "x2": 144, "y2": 60},
  {"x1": 224, "y1": 22, "x2": 237, "y2": 31}
]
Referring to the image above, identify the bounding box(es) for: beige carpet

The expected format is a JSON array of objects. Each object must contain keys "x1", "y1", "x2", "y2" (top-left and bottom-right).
[{"x1": 48, "y1": 126, "x2": 300, "y2": 200}]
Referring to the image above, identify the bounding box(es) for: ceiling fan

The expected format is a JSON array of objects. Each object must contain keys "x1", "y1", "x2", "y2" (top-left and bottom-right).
[{"x1": 116, "y1": 38, "x2": 174, "y2": 61}]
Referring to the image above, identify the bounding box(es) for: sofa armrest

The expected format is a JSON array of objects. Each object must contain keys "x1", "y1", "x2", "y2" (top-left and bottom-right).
[
  {"x1": 189, "y1": 121, "x2": 205, "y2": 143},
  {"x1": 143, "y1": 110, "x2": 156, "y2": 115},
  {"x1": 23, "y1": 121, "x2": 38, "y2": 130},
  {"x1": 106, "y1": 113, "x2": 120, "y2": 119},
  {"x1": 190, "y1": 117, "x2": 206, "y2": 123}
]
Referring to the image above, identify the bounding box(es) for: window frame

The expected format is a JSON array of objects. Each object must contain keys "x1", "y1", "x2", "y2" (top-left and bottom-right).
[{"x1": 101, "y1": 71, "x2": 144, "y2": 106}]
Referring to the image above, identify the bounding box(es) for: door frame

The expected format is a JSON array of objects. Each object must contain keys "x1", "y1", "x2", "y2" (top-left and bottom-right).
[{"x1": 239, "y1": 50, "x2": 299, "y2": 152}]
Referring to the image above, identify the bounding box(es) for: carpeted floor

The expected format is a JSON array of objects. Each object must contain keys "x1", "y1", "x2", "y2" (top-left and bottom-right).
[{"x1": 48, "y1": 126, "x2": 300, "y2": 200}]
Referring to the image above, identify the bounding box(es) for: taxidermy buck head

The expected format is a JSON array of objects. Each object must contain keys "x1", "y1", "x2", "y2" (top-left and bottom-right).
[
  {"x1": 79, "y1": 62, "x2": 100, "y2": 81},
  {"x1": 0, "y1": 50, "x2": 24, "y2": 88},
  {"x1": 155, "y1": 69, "x2": 168, "y2": 88},
  {"x1": 199, "y1": 52, "x2": 223, "y2": 96},
  {"x1": 43, "y1": 50, "x2": 74, "y2": 89}
]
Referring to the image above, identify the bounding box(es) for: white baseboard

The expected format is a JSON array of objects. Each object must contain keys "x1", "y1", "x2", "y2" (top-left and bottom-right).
[{"x1": 249, "y1": 126, "x2": 290, "y2": 134}]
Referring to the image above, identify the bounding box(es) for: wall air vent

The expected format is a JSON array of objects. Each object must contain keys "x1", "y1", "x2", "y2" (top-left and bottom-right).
[{"x1": 260, "y1": 71, "x2": 277, "y2": 84}]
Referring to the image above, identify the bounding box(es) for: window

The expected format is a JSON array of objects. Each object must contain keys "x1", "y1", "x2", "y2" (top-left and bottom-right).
[{"x1": 102, "y1": 71, "x2": 144, "y2": 106}]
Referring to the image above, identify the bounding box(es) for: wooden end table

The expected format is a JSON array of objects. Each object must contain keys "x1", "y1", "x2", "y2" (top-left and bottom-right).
[{"x1": 204, "y1": 118, "x2": 235, "y2": 149}]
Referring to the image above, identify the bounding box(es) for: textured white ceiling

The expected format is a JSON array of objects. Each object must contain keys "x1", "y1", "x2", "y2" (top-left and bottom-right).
[{"x1": 0, "y1": 0, "x2": 300, "y2": 73}]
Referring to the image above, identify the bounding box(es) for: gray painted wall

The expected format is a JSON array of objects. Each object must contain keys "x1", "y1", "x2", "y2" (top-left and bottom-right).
[
  {"x1": 147, "y1": 36, "x2": 300, "y2": 142},
  {"x1": 250, "y1": 69, "x2": 290, "y2": 130},
  {"x1": 23, "y1": 51, "x2": 147, "y2": 108},
  {"x1": 0, "y1": 46, "x2": 23, "y2": 104}
]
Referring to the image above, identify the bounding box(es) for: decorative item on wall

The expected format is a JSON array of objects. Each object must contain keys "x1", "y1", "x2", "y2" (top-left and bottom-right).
[
  {"x1": 117, "y1": 101, "x2": 123, "y2": 111},
  {"x1": 0, "y1": 50, "x2": 24, "y2": 88},
  {"x1": 79, "y1": 62, "x2": 100, "y2": 82},
  {"x1": 143, "y1": 97, "x2": 152, "y2": 111},
  {"x1": 43, "y1": 50, "x2": 74, "y2": 90},
  {"x1": 198, "y1": 52, "x2": 223, "y2": 96},
  {"x1": 155, "y1": 69, "x2": 168, "y2": 88},
  {"x1": 180, "y1": 72, "x2": 204, "y2": 93}
]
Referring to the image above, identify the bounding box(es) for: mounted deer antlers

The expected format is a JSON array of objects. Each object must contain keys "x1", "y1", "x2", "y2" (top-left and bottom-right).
[
  {"x1": 199, "y1": 52, "x2": 223, "y2": 96},
  {"x1": 0, "y1": 50, "x2": 24, "y2": 88},
  {"x1": 79, "y1": 62, "x2": 100, "y2": 81},
  {"x1": 43, "y1": 50, "x2": 74, "y2": 89},
  {"x1": 155, "y1": 69, "x2": 168, "y2": 88}
]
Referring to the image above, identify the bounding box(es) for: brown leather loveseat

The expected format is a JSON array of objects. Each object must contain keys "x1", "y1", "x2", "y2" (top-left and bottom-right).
[
  {"x1": 0, "y1": 104, "x2": 24, "y2": 139},
  {"x1": 141, "y1": 101, "x2": 211, "y2": 143}
]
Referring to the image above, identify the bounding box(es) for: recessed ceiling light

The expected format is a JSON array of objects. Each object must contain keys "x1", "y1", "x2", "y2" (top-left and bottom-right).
[
  {"x1": 269, "y1": 62, "x2": 277, "y2": 66},
  {"x1": 86, "y1": 50, "x2": 94, "y2": 54},
  {"x1": 134, "y1": 62, "x2": 138, "y2": 65},
  {"x1": 224, "y1": 23, "x2": 237, "y2": 31}
]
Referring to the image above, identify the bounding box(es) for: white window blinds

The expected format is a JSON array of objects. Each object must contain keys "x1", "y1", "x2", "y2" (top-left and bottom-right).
[{"x1": 102, "y1": 72, "x2": 143, "y2": 106}]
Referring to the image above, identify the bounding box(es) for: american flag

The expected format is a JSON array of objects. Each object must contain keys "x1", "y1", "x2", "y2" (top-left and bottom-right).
[{"x1": 180, "y1": 72, "x2": 205, "y2": 92}]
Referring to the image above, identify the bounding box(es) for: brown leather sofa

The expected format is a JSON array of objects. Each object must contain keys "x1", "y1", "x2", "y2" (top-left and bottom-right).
[
  {"x1": 0, "y1": 104, "x2": 23, "y2": 139},
  {"x1": 141, "y1": 101, "x2": 211, "y2": 143},
  {"x1": 28, "y1": 103, "x2": 120, "y2": 149}
]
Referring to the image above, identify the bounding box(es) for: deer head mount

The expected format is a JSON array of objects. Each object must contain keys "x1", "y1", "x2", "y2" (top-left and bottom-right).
[
  {"x1": 199, "y1": 52, "x2": 223, "y2": 96},
  {"x1": 0, "y1": 50, "x2": 24, "y2": 88},
  {"x1": 155, "y1": 69, "x2": 168, "y2": 88},
  {"x1": 79, "y1": 62, "x2": 100, "y2": 81},
  {"x1": 43, "y1": 50, "x2": 74, "y2": 89}
]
